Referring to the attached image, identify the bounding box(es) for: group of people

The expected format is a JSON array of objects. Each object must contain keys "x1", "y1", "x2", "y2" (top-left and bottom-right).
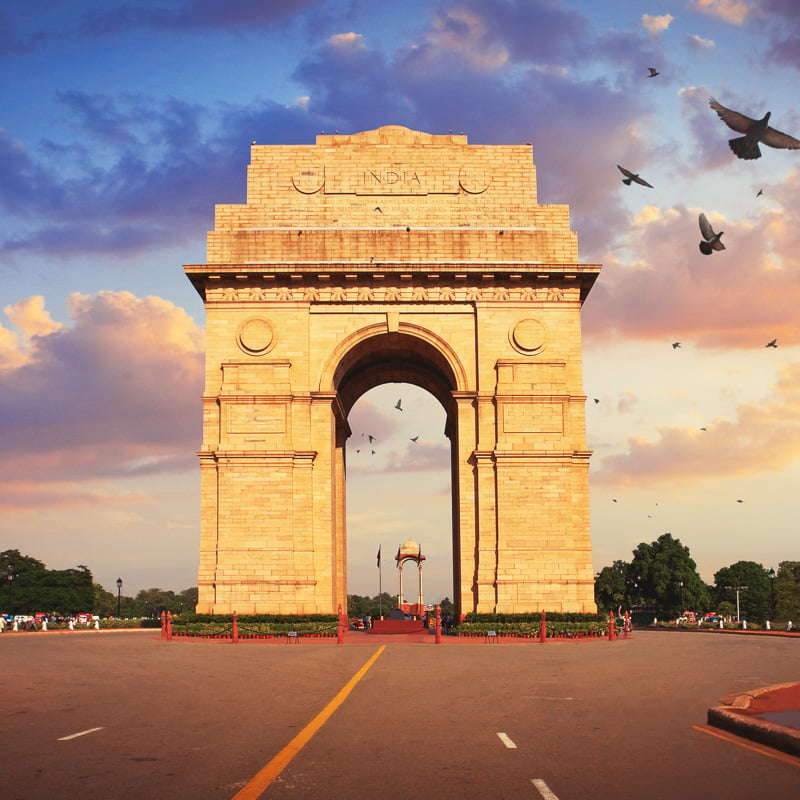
[{"x1": 0, "y1": 614, "x2": 100, "y2": 632}]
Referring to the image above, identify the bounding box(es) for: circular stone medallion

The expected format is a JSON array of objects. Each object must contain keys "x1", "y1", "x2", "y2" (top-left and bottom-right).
[
  {"x1": 510, "y1": 318, "x2": 547, "y2": 355},
  {"x1": 237, "y1": 317, "x2": 274, "y2": 355}
]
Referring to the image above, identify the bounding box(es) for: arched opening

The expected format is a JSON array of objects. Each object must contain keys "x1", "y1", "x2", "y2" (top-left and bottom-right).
[
  {"x1": 345, "y1": 382, "x2": 452, "y2": 611},
  {"x1": 330, "y1": 331, "x2": 462, "y2": 616}
]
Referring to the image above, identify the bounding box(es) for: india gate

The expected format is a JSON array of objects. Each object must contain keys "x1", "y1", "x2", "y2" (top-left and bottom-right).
[{"x1": 184, "y1": 125, "x2": 600, "y2": 617}]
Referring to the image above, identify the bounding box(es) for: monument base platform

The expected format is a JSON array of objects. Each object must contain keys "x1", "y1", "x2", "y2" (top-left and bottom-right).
[{"x1": 369, "y1": 619, "x2": 427, "y2": 635}]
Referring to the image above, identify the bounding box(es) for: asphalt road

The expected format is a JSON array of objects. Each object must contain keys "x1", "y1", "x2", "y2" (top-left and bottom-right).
[{"x1": 2, "y1": 630, "x2": 799, "y2": 799}]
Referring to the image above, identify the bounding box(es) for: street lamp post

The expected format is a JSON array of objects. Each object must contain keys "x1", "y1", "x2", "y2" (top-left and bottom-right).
[
  {"x1": 679, "y1": 580, "x2": 684, "y2": 615},
  {"x1": 724, "y1": 585, "x2": 748, "y2": 622},
  {"x1": 116, "y1": 577, "x2": 123, "y2": 619},
  {"x1": 768, "y1": 568, "x2": 776, "y2": 621},
  {"x1": 6, "y1": 572, "x2": 14, "y2": 614}
]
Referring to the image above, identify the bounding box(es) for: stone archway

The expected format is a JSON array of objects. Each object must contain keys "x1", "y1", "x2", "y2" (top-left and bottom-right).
[{"x1": 185, "y1": 125, "x2": 600, "y2": 616}]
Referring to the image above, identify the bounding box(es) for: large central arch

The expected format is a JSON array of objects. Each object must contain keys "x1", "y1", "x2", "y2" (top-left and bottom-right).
[{"x1": 185, "y1": 125, "x2": 600, "y2": 617}]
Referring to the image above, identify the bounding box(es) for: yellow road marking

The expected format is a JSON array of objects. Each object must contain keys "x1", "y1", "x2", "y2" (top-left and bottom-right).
[
  {"x1": 692, "y1": 724, "x2": 800, "y2": 768},
  {"x1": 232, "y1": 645, "x2": 386, "y2": 799}
]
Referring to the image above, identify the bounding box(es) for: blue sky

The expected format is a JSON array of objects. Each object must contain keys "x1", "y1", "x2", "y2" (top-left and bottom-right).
[{"x1": 2, "y1": 0, "x2": 800, "y2": 604}]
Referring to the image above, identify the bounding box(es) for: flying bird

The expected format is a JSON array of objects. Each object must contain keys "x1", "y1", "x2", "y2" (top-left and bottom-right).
[
  {"x1": 410, "y1": 436, "x2": 419, "y2": 442},
  {"x1": 698, "y1": 213, "x2": 726, "y2": 255},
  {"x1": 756, "y1": 188, "x2": 763, "y2": 197},
  {"x1": 709, "y1": 97, "x2": 800, "y2": 160},
  {"x1": 647, "y1": 67, "x2": 660, "y2": 78},
  {"x1": 395, "y1": 399, "x2": 403, "y2": 411},
  {"x1": 766, "y1": 339, "x2": 778, "y2": 348},
  {"x1": 672, "y1": 342, "x2": 681, "y2": 349},
  {"x1": 617, "y1": 165, "x2": 653, "y2": 187},
  {"x1": 368, "y1": 434, "x2": 376, "y2": 443},
  {"x1": 593, "y1": 398, "x2": 600, "y2": 404}
]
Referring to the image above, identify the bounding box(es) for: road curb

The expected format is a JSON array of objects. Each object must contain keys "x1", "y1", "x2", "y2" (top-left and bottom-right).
[{"x1": 707, "y1": 683, "x2": 800, "y2": 758}]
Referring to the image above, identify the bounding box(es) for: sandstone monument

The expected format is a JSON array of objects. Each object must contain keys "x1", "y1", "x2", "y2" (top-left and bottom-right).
[{"x1": 185, "y1": 125, "x2": 600, "y2": 616}]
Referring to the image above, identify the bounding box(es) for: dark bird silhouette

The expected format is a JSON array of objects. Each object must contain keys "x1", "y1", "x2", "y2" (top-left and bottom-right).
[
  {"x1": 698, "y1": 212, "x2": 726, "y2": 255},
  {"x1": 756, "y1": 188, "x2": 763, "y2": 197},
  {"x1": 355, "y1": 449, "x2": 361, "y2": 453},
  {"x1": 617, "y1": 165, "x2": 653, "y2": 187},
  {"x1": 647, "y1": 67, "x2": 660, "y2": 78},
  {"x1": 672, "y1": 342, "x2": 681, "y2": 349},
  {"x1": 700, "y1": 427, "x2": 707, "y2": 431},
  {"x1": 371, "y1": 450, "x2": 376, "y2": 455},
  {"x1": 368, "y1": 434, "x2": 376, "y2": 443},
  {"x1": 395, "y1": 398, "x2": 403, "y2": 411},
  {"x1": 737, "y1": 499, "x2": 744, "y2": 503},
  {"x1": 612, "y1": 499, "x2": 618, "y2": 503},
  {"x1": 594, "y1": 398, "x2": 600, "y2": 404},
  {"x1": 709, "y1": 98, "x2": 800, "y2": 160},
  {"x1": 766, "y1": 339, "x2": 778, "y2": 348},
  {"x1": 410, "y1": 436, "x2": 419, "y2": 442}
]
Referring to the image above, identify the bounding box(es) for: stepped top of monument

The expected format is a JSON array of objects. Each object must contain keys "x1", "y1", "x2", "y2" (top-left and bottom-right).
[
  {"x1": 192, "y1": 125, "x2": 597, "y2": 273},
  {"x1": 314, "y1": 125, "x2": 469, "y2": 146}
]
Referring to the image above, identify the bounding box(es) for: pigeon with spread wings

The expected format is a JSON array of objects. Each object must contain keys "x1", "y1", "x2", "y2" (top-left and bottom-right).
[
  {"x1": 709, "y1": 98, "x2": 800, "y2": 160},
  {"x1": 698, "y1": 213, "x2": 726, "y2": 255},
  {"x1": 617, "y1": 165, "x2": 653, "y2": 187}
]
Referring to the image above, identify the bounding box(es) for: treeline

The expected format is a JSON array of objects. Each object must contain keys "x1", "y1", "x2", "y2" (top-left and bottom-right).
[
  {"x1": 595, "y1": 533, "x2": 800, "y2": 624},
  {"x1": 346, "y1": 592, "x2": 454, "y2": 619},
  {"x1": 1, "y1": 549, "x2": 196, "y2": 617}
]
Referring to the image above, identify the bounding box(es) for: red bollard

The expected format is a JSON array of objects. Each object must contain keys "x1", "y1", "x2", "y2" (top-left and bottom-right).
[
  {"x1": 166, "y1": 610, "x2": 173, "y2": 641},
  {"x1": 232, "y1": 610, "x2": 238, "y2": 644},
  {"x1": 624, "y1": 611, "x2": 631, "y2": 638},
  {"x1": 540, "y1": 610, "x2": 546, "y2": 643},
  {"x1": 160, "y1": 610, "x2": 167, "y2": 639},
  {"x1": 435, "y1": 604, "x2": 442, "y2": 644},
  {"x1": 608, "y1": 610, "x2": 616, "y2": 641}
]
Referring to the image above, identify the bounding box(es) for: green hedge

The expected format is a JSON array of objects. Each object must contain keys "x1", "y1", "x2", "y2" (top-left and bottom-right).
[
  {"x1": 171, "y1": 613, "x2": 338, "y2": 638},
  {"x1": 457, "y1": 612, "x2": 607, "y2": 638},
  {"x1": 456, "y1": 620, "x2": 607, "y2": 638}
]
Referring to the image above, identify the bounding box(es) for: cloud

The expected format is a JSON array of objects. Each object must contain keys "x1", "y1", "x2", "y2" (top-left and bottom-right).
[
  {"x1": 686, "y1": 34, "x2": 715, "y2": 50},
  {"x1": 594, "y1": 362, "x2": 800, "y2": 485},
  {"x1": 4, "y1": 296, "x2": 63, "y2": 337},
  {"x1": 0, "y1": 291, "x2": 204, "y2": 507},
  {"x1": 0, "y1": 2, "x2": 657, "y2": 267},
  {"x1": 385, "y1": 441, "x2": 451, "y2": 472},
  {"x1": 689, "y1": 0, "x2": 750, "y2": 26},
  {"x1": 80, "y1": 0, "x2": 320, "y2": 35},
  {"x1": 760, "y1": 0, "x2": 800, "y2": 68},
  {"x1": 584, "y1": 185, "x2": 800, "y2": 348},
  {"x1": 641, "y1": 14, "x2": 674, "y2": 36}
]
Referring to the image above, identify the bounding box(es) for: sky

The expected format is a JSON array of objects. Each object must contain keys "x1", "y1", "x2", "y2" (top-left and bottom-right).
[{"x1": 2, "y1": 0, "x2": 800, "y2": 604}]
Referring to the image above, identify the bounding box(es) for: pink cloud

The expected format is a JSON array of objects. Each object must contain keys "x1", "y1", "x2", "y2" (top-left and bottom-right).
[
  {"x1": 583, "y1": 173, "x2": 800, "y2": 348},
  {"x1": 594, "y1": 362, "x2": 800, "y2": 485},
  {"x1": 0, "y1": 291, "x2": 204, "y2": 497}
]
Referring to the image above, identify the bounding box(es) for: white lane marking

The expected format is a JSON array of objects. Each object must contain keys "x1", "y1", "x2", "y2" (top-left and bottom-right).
[
  {"x1": 497, "y1": 731, "x2": 517, "y2": 749},
  {"x1": 531, "y1": 778, "x2": 560, "y2": 800},
  {"x1": 58, "y1": 727, "x2": 104, "y2": 741}
]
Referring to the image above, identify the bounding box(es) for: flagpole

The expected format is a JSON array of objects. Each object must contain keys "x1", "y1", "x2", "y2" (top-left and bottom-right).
[{"x1": 377, "y1": 545, "x2": 382, "y2": 618}]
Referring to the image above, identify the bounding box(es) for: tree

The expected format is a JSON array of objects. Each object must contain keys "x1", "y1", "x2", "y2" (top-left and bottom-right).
[
  {"x1": 347, "y1": 593, "x2": 398, "y2": 618},
  {"x1": 594, "y1": 561, "x2": 628, "y2": 613},
  {"x1": 0, "y1": 550, "x2": 93, "y2": 614},
  {"x1": 774, "y1": 561, "x2": 800, "y2": 622},
  {"x1": 713, "y1": 561, "x2": 770, "y2": 623},
  {"x1": 628, "y1": 533, "x2": 708, "y2": 618}
]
